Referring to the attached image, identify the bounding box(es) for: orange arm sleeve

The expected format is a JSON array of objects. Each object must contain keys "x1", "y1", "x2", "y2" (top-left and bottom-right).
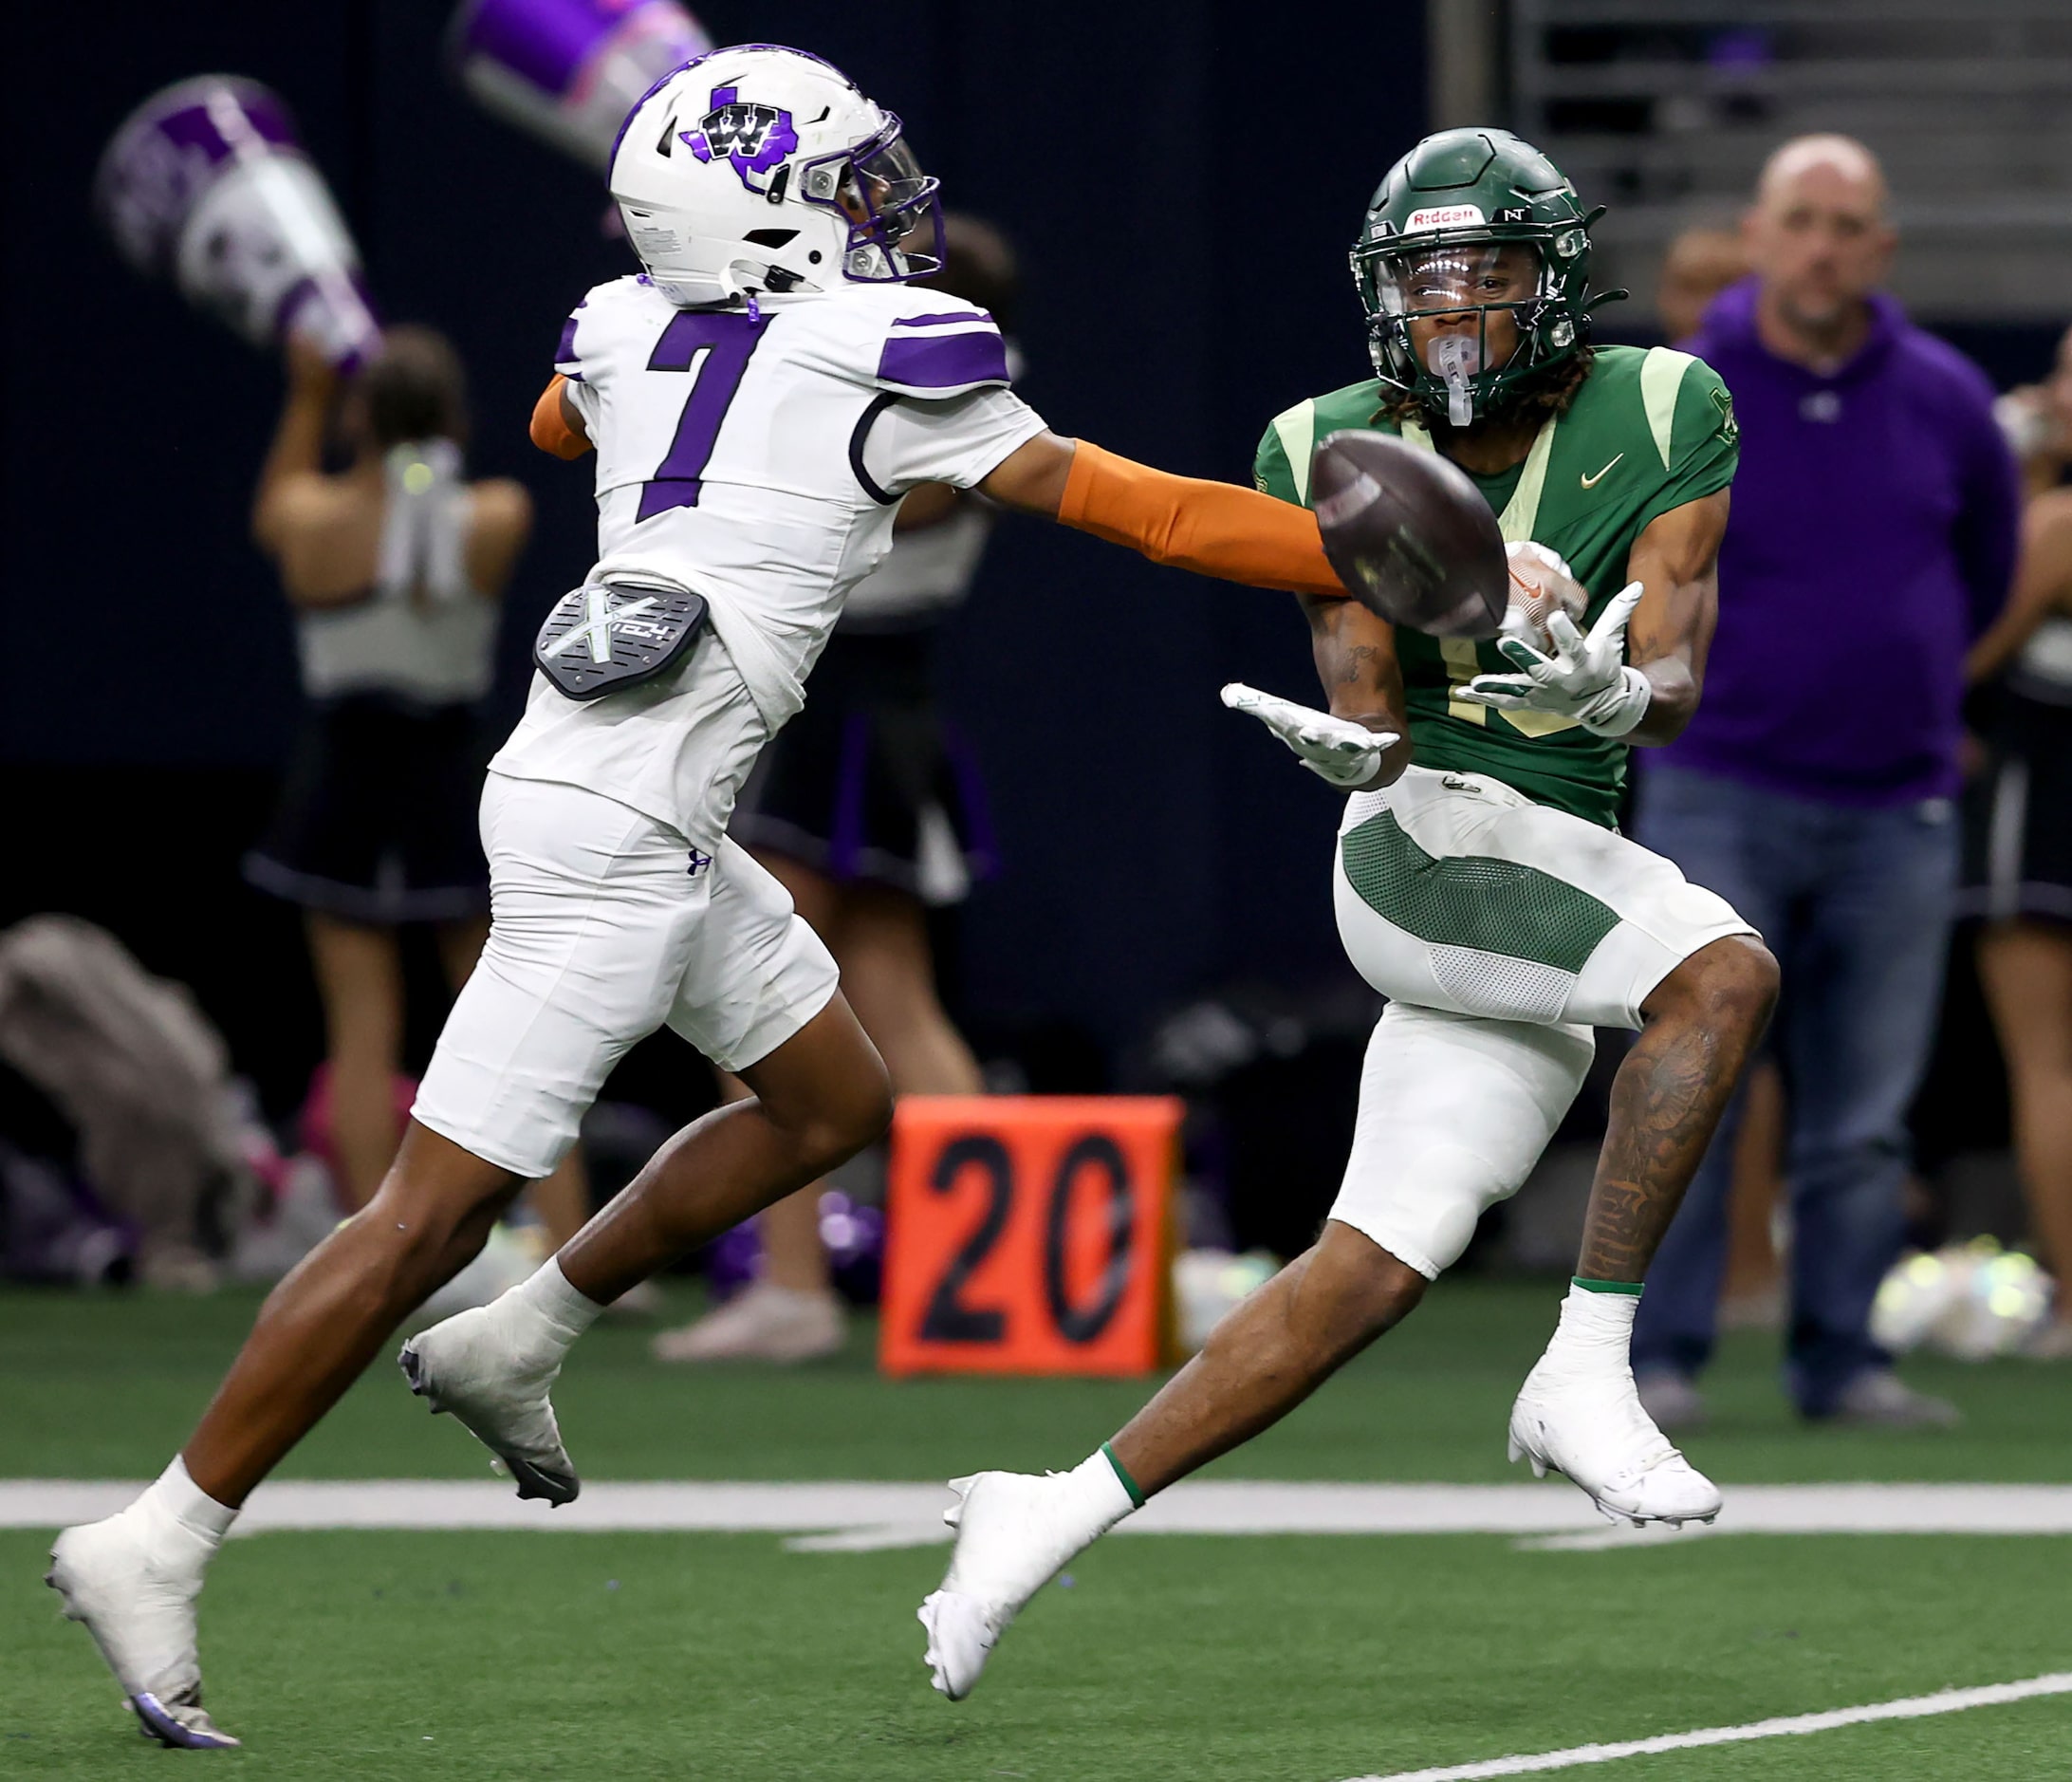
[
  {"x1": 529, "y1": 375, "x2": 592, "y2": 460},
  {"x1": 1057, "y1": 439, "x2": 1345, "y2": 598}
]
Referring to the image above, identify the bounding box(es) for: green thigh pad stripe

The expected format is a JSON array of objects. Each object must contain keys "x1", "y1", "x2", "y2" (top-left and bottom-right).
[{"x1": 1341, "y1": 810, "x2": 1620, "y2": 971}]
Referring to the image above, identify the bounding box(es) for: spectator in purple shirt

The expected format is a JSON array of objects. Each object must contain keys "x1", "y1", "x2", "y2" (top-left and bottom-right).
[{"x1": 1632, "y1": 137, "x2": 2021, "y2": 1429}]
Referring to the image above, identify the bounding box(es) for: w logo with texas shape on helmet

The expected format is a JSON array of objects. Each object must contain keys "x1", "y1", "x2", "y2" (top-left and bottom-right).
[{"x1": 680, "y1": 85, "x2": 798, "y2": 194}]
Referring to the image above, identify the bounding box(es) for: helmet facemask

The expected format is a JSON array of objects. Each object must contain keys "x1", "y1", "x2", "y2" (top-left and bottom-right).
[
  {"x1": 1355, "y1": 229, "x2": 1590, "y2": 426},
  {"x1": 798, "y1": 117, "x2": 944, "y2": 283}
]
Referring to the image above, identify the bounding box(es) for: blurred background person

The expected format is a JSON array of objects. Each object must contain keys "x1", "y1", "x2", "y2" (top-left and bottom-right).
[
  {"x1": 652, "y1": 216, "x2": 1019, "y2": 1364},
  {"x1": 244, "y1": 328, "x2": 586, "y2": 1244},
  {"x1": 1961, "y1": 320, "x2": 2072, "y2": 1359},
  {"x1": 1989, "y1": 328, "x2": 2072, "y2": 501},
  {"x1": 1656, "y1": 223, "x2": 1748, "y2": 345},
  {"x1": 1630, "y1": 135, "x2": 2020, "y2": 1428}
]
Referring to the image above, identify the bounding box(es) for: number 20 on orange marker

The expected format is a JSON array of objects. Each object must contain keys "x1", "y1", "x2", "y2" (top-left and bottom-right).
[{"x1": 879, "y1": 1097, "x2": 1181, "y2": 1377}]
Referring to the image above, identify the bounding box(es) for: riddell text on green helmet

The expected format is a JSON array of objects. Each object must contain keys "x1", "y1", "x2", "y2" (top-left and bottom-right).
[{"x1": 1352, "y1": 127, "x2": 1626, "y2": 428}]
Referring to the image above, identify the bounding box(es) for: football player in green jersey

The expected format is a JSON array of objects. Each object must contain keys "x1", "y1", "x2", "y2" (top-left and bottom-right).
[{"x1": 919, "y1": 129, "x2": 1782, "y2": 1703}]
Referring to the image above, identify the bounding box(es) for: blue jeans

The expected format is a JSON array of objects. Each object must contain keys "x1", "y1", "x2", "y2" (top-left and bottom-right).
[{"x1": 1630, "y1": 764, "x2": 1958, "y2": 1416}]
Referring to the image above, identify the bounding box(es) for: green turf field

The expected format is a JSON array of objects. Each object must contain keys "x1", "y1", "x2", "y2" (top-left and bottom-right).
[
  {"x1": 5, "y1": 1280, "x2": 2068, "y2": 1780},
  {"x1": 10, "y1": 1277, "x2": 2068, "y2": 1485}
]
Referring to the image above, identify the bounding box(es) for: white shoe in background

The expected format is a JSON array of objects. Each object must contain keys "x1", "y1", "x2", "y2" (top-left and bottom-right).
[
  {"x1": 649, "y1": 1284, "x2": 845, "y2": 1364},
  {"x1": 408, "y1": 1224, "x2": 546, "y2": 1328},
  {"x1": 1634, "y1": 1365, "x2": 1707, "y2": 1433},
  {"x1": 1822, "y1": 1369, "x2": 1962, "y2": 1429},
  {"x1": 601, "y1": 1277, "x2": 666, "y2": 1321}
]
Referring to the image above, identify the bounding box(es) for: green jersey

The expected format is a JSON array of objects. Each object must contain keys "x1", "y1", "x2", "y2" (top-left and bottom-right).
[{"x1": 1253, "y1": 344, "x2": 1739, "y2": 829}]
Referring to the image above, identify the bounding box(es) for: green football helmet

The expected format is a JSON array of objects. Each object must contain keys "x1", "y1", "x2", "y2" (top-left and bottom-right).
[{"x1": 1351, "y1": 127, "x2": 1624, "y2": 426}]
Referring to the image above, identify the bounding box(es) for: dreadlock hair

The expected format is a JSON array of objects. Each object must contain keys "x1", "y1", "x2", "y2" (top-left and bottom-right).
[
  {"x1": 1373, "y1": 343, "x2": 1596, "y2": 431},
  {"x1": 360, "y1": 325, "x2": 470, "y2": 450}
]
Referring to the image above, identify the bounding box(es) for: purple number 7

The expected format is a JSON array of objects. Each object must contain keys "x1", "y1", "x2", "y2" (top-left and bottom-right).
[{"x1": 635, "y1": 308, "x2": 771, "y2": 522}]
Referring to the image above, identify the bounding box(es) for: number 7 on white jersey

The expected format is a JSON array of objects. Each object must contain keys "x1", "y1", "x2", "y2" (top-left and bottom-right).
[{"x1": 635, "y1": 309, "x2": 771, "y2": 521}]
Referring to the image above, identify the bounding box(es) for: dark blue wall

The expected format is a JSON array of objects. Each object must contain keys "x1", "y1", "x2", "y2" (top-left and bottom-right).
[{"x1": 5, "y1": 1, "x2": 1431, "y2": 1097}]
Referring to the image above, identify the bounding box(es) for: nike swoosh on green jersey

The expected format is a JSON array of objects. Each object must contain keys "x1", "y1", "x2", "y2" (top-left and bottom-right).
[{"x1": 1580, "y1": 453, "x2": 1624, "y2": 489}]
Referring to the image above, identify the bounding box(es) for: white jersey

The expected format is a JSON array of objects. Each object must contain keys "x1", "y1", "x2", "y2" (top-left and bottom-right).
[
  {"x1": 842, "y1": 340, "x2": 1026, "y2": 631},
  {"x1": 490, "y1": 275, "x2": 1046, "y2": 831}
]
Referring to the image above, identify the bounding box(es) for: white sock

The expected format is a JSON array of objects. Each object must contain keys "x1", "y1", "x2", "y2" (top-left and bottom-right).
[
  {"x1": 500, "y1": 1257, "x2": 603, "y2": 1364},
  {"x1": 1543, "y1": 1282, "x2": 1640, "y2": 1379},
  {"x1": 134, "y1": 1457, "x2": 235, "y2": 1557},
  {"x1": 1057, "y1": 1446, "x2": 1140, "y2": 1542}
]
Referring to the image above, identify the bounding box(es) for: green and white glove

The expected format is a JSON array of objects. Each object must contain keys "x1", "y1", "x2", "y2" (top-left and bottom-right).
[
  {"x1": 1460, "y1": 580, "x2": 1653, "y2": 738},
  {"x1": 1220, "y1": 682, "x2": 1398, "y2": 789}
]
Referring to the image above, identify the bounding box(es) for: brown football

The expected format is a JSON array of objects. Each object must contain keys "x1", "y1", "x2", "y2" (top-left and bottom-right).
[{"x1": 1310, "y1": 430, "x2": 1507, "y2": 638}]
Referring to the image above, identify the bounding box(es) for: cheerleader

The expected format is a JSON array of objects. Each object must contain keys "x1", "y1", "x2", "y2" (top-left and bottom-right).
[
  {"x1": 246, "y1": 328, "x2": 585, "y2": 1239},
  {"x1": 1965, "y1": 323, "x2": 2072, "y2": 1357}
]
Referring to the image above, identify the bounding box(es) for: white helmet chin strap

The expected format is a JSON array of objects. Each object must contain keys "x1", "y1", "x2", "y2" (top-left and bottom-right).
[{"x1": 653, "y1": 250, "x2": 838, "y2": 308}]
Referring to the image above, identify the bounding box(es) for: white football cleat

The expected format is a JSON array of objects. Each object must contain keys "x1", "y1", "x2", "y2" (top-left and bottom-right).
[
  {"x1": 399, "y1": 1305, "x2": 579, "y2": 1505},
  {"x1": 918, "y1": 1471, "x2": 1102, "y2": 1701},
  {"x1": 46, "y1": 1515, "x2": 240, "y2": 1750},
  {"x1": 1508, "y1": 1358, "x2": 1722, "y2": 1528},
  {"x1": 917, "y1": 1588, "x2": 995, "y2": 1703}
]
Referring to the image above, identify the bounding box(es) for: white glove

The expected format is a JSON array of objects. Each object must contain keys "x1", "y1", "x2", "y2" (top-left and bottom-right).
[
  {"x1": 1459, "y1": 580, "x2": 1653, "y2": 738},
  {"x1": 1220, "y1": 682, "x2": 1398, "y2": 789}
]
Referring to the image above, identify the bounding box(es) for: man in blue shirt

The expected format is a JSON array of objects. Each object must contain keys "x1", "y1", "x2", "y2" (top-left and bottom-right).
[{"x1": 1634, "y1": 135, "x2": 2020, "y2": 1427}]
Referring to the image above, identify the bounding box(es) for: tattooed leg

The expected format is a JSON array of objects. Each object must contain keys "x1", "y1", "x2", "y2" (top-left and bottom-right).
[{"x1": 1579, "y1": 934, "x2": 1779, "y2": 1283}]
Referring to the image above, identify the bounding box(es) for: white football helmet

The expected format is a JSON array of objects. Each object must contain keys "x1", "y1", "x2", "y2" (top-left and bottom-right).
[{"x1": 608, "y1": 44, "x2": 942, "y2": 308}]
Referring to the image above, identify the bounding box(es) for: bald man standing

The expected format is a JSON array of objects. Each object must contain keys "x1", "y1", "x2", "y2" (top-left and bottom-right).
[{"x1": 1632, "y1": 136, "x2": 2019, "y2": 1428}]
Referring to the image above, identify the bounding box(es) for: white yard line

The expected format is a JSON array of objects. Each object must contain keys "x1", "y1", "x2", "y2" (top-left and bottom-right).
[
  {"x1": 1343, "y1": 1672, "x2": 2072, "y2": 1782},
  {"x1": 5, "y1": 1480, "x2": 2071, "y2": 1551}
]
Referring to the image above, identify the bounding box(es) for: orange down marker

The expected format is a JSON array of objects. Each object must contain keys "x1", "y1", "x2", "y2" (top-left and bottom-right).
[{"x1": 879, "y1": 1096, "x2": 1182, "y2": 1377}]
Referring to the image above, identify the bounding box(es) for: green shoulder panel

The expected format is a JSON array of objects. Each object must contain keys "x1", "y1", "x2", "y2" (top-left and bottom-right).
[
  {"x1": 1571, "y1": 344, "x2": 1738, "y2": 535},
  {"x1": 1252, "y1": 380, "x2": 1389, "y2": 507},
  {"x1": 1253, "y1": 406, "x2": 1302, "y2": 504},
  {"x1": 1649, "y1": 346, "x2": 1739, "y2": 522}
]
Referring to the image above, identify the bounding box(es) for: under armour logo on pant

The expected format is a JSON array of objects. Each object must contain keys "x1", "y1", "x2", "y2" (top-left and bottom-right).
[{"x1": 687, "y1": 848, "x2": 713, "y2": 878}]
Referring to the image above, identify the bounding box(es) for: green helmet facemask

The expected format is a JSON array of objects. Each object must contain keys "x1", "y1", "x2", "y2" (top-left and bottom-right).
[{"x1": 1351, "y1": 127, "x2": 1625, "y2": 427}]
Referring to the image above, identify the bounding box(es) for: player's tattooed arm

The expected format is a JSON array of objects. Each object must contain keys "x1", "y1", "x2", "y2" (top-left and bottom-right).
[
  {"x1": 1301, "y1": 593, "x2": 1413, "y2": 789},
  {"x1": 1620, "y1": 487, "x2": 1730, "y2": 746}
]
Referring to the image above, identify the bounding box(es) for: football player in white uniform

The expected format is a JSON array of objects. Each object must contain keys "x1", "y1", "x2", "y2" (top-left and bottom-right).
[{"x1": 47, "y1": 45, "x2": 1352, "y2": 1748}]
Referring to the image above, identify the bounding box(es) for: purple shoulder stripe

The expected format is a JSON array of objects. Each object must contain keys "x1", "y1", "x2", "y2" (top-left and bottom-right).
[
  {"x1": 556, "y1": 312, "x2": 583, "y2": 380},
  {"x1": 877, "y1": 328, "x2": 1010, "y2": 391},
  {"x1": 891, "y1": 309, "x2": 992, "y2": 328}
]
